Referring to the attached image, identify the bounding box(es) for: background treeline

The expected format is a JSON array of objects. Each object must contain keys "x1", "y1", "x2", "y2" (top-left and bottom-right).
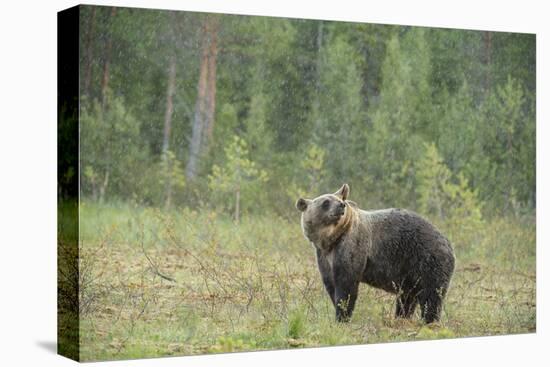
[{"x1": 74, "y1": 5, "x2": 535, "y2": 222}]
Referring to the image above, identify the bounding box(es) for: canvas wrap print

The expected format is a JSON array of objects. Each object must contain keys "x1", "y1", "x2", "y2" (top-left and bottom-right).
[{"x1": 57, "y1": 4, "x2": 536, "y2": 362}]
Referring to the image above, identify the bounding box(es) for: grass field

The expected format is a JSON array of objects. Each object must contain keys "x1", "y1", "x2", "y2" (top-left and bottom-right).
[{"x1": 75, "y1": 202, "x2": 535, "y2": 361}]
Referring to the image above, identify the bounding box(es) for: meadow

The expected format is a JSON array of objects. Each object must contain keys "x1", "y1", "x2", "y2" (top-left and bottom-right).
[{"x1": 75, "y1": 202, "x2": 535, "y2": 361}]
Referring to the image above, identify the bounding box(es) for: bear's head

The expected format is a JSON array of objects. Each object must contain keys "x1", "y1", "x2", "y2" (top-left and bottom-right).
[{"x1": 296, "y1": 184, "x2": 353, "y2": 247}]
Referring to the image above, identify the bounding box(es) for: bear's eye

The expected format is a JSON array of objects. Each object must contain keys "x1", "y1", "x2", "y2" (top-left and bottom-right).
[{"x1": 322, "y1": 199, "x2": 330, "y2": 210}]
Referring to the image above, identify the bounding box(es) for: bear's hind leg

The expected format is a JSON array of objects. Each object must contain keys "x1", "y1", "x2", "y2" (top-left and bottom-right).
[
  {"x1": 395, "y1": 292, "x2": 417, "y2": 319},
  {"x1": 419, "y1": 289, "x2": 443, "y2": 324}
]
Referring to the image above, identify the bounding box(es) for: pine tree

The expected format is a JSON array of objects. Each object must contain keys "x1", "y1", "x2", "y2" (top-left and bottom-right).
[
  {"x1": 480, "y1": 76, "x2": 535, "y2": 211},
  {"x1": 287, "y1": 142, "x2": 326, "y2": 202},
  {"x1": 80, "y1": 92, "x2": 144, "y2": 202},
  {"x1": 436, "y1": 81, "x2": 482, "y2": 178},
  {"x1": 416, "y1": 142, "x2": 484, "y2": 244},
  {"x1": 312, "y1": 34, "x2": 366, "y2": 189},
  {"x1": 416, "y1": 143, "x2": 452, "y2": 219},
  {"x1": 208, "y1": 136, "x2": 268, "y2": 222},
  {"x1": 367, "y1": 30, "x2": 432, "y2": 207}
]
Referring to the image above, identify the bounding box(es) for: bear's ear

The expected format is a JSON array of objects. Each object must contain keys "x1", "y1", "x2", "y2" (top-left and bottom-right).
[
  {"x1": 334, "y1": 184, "x2": 350, "y2": 201},
  {"x1": 296, "y1": 198, "x2": 311, "y2": 212}
]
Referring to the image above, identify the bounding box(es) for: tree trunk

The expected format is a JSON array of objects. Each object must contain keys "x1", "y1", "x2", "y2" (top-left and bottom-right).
[
  {"x1": 99, "y1": 170, "x2": 109, "y2": 203},
  {"x1": 312, "y1": 21, "x2": 324, "y2": 141},
  {"x1": 97, "y1": 8, "x2": 116, "y2": 201},
  {"x1": 235, "y1": 186, "x2": 240, "y2": 224},
  {"x1": 204, "y1": 17, "x2": 218, "y2": 144},
  {"x1": 101, "y1": 7, "x2": 117, "y2": 107},
  {"x1": 90, "y1": 174, "x2": 98, "y2": 202},
  {"x1": 83, "y1": 6, "x2": 96, "y2": 98},
  {"x1": 164, "y1": 180, "x2": 173, "y2": 210},
  {"x1": 186, "y1": 16, "x2": 219, "y2": 180},
  {"x1": 162, "y1": 55, "x2": 177, "y2": 154},
  {"x1": 163, "y1": 54, "x2": 177, "y2": 210},
  {"x1": 186, "y1": 32, "x2": 208, "y2": 179}
]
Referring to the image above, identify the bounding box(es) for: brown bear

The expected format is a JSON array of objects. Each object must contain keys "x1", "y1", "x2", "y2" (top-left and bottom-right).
[{"x1": 296, "y1": 184, "x2": 455, "y2": 323}]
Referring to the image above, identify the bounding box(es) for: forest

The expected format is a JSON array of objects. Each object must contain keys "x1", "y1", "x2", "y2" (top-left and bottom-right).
[
  {"x1": 73, "y1": 5, "x2": 535, "y2": 219},
  {"x1": 59, "y1": 5, "x2": 536, "y2": 361}
]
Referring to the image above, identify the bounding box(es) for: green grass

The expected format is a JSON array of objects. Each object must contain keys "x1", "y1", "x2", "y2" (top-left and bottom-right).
[{"x1": 77, "y1": 202, "x2": 536, "y2": 361}]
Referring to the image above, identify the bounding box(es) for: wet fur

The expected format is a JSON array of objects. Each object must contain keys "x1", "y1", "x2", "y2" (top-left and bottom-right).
[{"x1": 297, "y1": 185, "x2": 455, "y2": 323}]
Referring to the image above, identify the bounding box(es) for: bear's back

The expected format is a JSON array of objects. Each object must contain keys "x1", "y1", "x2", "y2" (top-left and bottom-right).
[{"x1": 358, "y1": 208, "x2": 455, "y2": 292}]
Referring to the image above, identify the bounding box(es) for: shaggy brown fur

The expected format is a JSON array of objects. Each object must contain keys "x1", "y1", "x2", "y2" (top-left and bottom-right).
[{"x1": 296, "y1": 184, "x2": 455, "y2": 323}]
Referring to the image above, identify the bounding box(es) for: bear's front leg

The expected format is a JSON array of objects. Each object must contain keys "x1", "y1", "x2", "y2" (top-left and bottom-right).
[
  {"x1": 333, "y1": 264, "x2": 359, "y2": 322},
  {"x1": 316, "y1": 248, "x2": 336, "y2": 306}
]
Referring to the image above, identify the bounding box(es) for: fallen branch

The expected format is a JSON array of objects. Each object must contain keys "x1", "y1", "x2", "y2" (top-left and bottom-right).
[{"x1": 140, "y1": 226, "x2": 176, "y2": 283}]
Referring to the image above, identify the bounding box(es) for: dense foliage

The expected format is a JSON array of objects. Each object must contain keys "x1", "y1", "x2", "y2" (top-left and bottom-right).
[{"x1": 77, "y1": 6, "x2": 536, "y2": 219}]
